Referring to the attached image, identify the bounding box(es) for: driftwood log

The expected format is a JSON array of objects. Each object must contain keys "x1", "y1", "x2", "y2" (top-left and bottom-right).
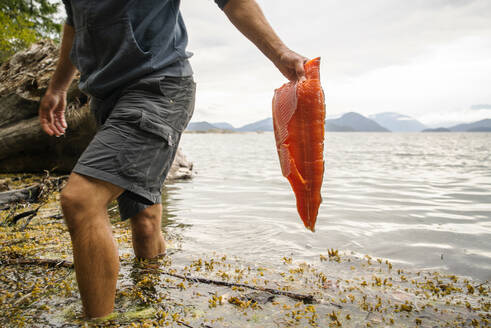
[
  {"x1": 0, "y1": 175, "x2": 66, "y2": 207},
  {"x1": 0, "y1": 184, "x2": 40, "y2": 206},
  {"x1": 0, "y1": 40, "x2": 193, "y2": 179}
]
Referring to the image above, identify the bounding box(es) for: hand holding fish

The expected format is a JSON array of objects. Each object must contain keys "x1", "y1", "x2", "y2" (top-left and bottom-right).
[{"x1": 275, "y1": 49, "x2": 309, "y2": 82}]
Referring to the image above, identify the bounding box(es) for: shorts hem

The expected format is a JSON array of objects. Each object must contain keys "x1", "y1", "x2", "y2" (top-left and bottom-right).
[{"x1": 72, "y1": 163, "x2": 161, "y2": 205}]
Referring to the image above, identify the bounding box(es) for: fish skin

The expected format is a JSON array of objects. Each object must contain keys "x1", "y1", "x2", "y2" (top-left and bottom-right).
[{"x1": 272, "y1": 57, "x2": 325, "y2": 232}]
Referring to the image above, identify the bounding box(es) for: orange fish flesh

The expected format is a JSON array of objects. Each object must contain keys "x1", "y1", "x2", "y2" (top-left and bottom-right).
[{"x1": 272, "y1": 57, "x2": 325, "y2": 232}]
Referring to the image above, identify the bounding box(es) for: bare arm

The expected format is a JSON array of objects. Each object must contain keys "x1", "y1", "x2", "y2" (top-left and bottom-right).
[
  {"x1": 39, "y1": 24, "x2": 77, "y2": 136},
  {"x1": 223, "y1": 0, "x2": 307, "y2": 81}
]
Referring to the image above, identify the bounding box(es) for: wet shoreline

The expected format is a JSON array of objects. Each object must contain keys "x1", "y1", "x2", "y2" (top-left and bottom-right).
[{"x1": 1, "y1": 174, "x2": 489, "y2": 327}]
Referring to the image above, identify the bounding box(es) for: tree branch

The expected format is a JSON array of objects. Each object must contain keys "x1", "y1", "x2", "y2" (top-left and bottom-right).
[{"x1": 2, "y1": 257, "x2": 318, "y2": 304}]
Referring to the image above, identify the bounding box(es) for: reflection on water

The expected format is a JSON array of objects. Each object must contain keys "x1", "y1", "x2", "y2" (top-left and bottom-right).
[
  {"x1": 160, "y1": 186, "x2": 177, "y2": 226},
  {"x1": 163, "y1": 133, "x2": 491, "y2": 281}
]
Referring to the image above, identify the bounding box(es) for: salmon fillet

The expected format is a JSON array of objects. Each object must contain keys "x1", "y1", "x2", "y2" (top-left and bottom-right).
[{"x1": 272, "y1": 57, "x2": 325, "y2": 232}]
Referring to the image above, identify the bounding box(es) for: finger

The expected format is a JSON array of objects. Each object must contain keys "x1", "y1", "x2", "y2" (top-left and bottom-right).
[
  {"x1": 52, "y1": 106, "x2": 66, "y2": 136},
  {"x1": 54, "y1": 112, "x2": 67, "y2": 135},
  {"x1": 53, "y1": 106, "x2": 66, "y2": 134},
  {"x1": 295, "y1": 59, "x2": 306, "y2": 81},
  {"x1": 39, "y1": 105, "x2": 55, "y2": 136},
  {"x1": 40, "y1": 116, "x2": 54, "y2": 136},
  {"x1": 60, "y1": 111, "x2": 68, "y2": 129},
  {"x1": 57, "y1": 99, "x2": 68, "y2": 129},
  {"x1": 60, "y1": 115, "x2": 68, "y2": 130},
  {"x1": 48, "y1": 107, "x2": 62, "y2": 136},
  {"x1": 53, "y1": 116, "x2": 66, "y2": 135},
  {"x1": 51, "y1": 122, "x2": 62, "y2": 136}
]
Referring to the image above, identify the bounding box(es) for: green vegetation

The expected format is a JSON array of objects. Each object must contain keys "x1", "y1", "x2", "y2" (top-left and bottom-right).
[{"x1": 0, "y1": 0, "x2": 61, "y2": 62}]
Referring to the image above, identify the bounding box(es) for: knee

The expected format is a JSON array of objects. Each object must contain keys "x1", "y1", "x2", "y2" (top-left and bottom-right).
[
  {"x1": 132, "y1": 211, "x2": 161, "y2": 240},
  {"x1": 60, "y1": 187, "x2": 85, "y2": 233},
  {"x1": 60, "y1": 186, "x2": 82, "y2": 213},
  {"x1": 60, "y1": 183, "x2": 104, "y2": 234}
]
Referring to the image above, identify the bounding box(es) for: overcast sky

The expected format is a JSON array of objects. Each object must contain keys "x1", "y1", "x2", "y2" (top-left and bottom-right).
[
  {"x1": 177, "y1": 0, "x2": 491, "y2": 127},
  {"x1": 58, "y1": 0, "x2": 491, "y2": 127}
]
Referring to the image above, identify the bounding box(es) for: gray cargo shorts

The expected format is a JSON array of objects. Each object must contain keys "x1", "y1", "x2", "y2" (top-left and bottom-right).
[{"x1": 72, "y1": 75, "x2": 196, "y2": 220}]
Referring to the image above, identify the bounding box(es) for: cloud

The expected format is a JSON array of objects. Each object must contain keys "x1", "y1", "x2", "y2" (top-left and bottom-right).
[
  {"x1": 470, "y1": 104, "x2": 491, "y2": 110},
  {"x1": 59, "y1": 1, "x2": 491, "y2": 127},
  {"x1": 179, "y1": 0, "x2": 491, "y2": 126}
]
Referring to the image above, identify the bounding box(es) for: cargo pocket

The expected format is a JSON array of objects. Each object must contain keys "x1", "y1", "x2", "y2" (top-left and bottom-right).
[
  {"x1": 139, "y1": 111, "x2": 178, "y2": 148},
  {"x1": 158, "y1": 77, "x2": 196, "y2": 133},
  {"x1": 117, "y1": 110, "x2": 178, "y2": 190}
]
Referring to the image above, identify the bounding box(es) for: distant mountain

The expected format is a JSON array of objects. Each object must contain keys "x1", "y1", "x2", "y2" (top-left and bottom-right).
[
  {"x1": 237, "y1": 118, "x2": 273, "y2": 132},
  {"x1": 212, "y1": 122, "x2": 235, "y2": 130},
  {"x1": 235, "y1": 113, "x2": 388, "y2": 132},
  {"x1": 468, "y1": 127, "x2": 491, "y2": 132},
  {"x1": 449, "y1": 119, "x2": 491, "y2": 132},
  {"x1": 187, "y1": 113, "x2": 491, "y2": 134},
  {"x1": 422, "y1": 127, "x2": 451, "y2": 132},
  {"x1": 325, "y1": 122, "x2": 355, "y2": 132},
  {"x1": 326, "y1": 112, "x2": 389, "y2": 132},
  {"x1": 370, "y1": 112, "x2": 426, "y2": 132},
  {"x1": 186, "y1": 121, "x2": 220, "y2": 132}
]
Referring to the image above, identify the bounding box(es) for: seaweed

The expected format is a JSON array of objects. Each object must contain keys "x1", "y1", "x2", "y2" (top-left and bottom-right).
[{"x1": 0, "y1": 173, "x2": 489, "y2": 327}]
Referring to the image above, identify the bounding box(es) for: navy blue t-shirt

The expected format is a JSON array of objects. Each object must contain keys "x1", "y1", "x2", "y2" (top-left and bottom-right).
[{"x1": 62, "y1": 0, "x2": 229, "y2": 99}]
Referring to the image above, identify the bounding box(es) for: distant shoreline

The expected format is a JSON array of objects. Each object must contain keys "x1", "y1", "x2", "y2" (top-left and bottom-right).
[
  {"x1": 184, "y1": 130, "x2": 491, "y2": 134},
  {"x1": 184, "y1": 129, "x2": 247, "y2": 134},
  {"x1": 187, "y1": 113, "x2": 491, "y2": 133}
]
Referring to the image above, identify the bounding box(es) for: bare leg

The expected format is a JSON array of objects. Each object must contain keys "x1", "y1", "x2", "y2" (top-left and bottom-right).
[
  {"x1": 60, "y1": 173, "x2": 123, "y2": 319},
  {"x1": 130, "y1": 204, "x2": 166, "y2": 259}
]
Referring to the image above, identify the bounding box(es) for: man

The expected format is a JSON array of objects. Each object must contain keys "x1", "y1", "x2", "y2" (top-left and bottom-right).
[{"x1": 39, "y1": 0, "x2": 307, "y2": 319}]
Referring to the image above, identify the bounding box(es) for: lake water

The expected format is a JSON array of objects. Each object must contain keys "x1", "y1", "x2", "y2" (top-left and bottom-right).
[{"x1": 164, "y1": 132, "x2": 491, "y2": 281}]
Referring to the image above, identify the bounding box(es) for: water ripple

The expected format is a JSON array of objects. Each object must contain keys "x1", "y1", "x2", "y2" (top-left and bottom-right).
[{"x1": 171, "y1": 132, "x2": 491, "y2": 280}]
